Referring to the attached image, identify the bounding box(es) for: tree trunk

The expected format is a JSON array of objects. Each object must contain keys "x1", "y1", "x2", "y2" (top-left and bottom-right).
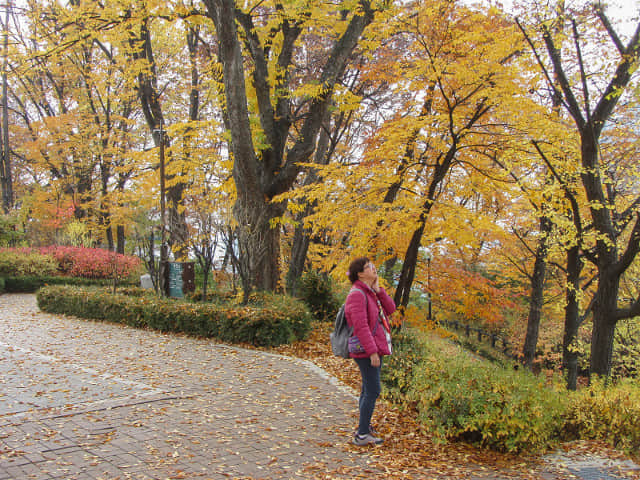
[
  {"x1": 286, "y1": 109, "x2": 334, "y2": 294},
  {"x1": 522, "y1": 215, "x2": 552, "y2": 369},
  {"x1": 106, "y1": 225, "x2": 114, "y2": 251},
  {"x1": 394, "y1": 222, "x2": 425, "y2": 308},
  {"x1": 522, "y1": 253, "x2": 545, "y2": 369},
  {"x1": 589, "y1": 262, "x2": 620, "y2": 378},
  {"x1": 0, "y1": 0, "x2": 12, "y2": 214},
  {"x1": 128, "y1": 12, "x2": 189, "y2": 259},
  {"x1": 116, "y1": 225, "x2": 125, "y2": 254},
  {"x1": 562, "y1": 245, "x2": 582, "y2": 390},
  {"x1": 207, "y1": 0, "x2": 375, "y2": 293},
  {"x1": 582, "y1": 133, "x2": 620, "y2": 379},
  {"x1": 234, "y1": 198, "x2": 284, "y2": 292},
  {"x1": 287, "y1": 212, "x2": 311, "y2": 295}
]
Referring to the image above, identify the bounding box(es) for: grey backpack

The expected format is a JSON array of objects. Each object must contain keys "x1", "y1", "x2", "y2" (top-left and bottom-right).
[{"x1": 330, "y1": 288, "x2": 365, "y2": 358}]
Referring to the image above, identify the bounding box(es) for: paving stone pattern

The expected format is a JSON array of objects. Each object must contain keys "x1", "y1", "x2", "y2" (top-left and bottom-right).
[
  {"x1": 0, "y1": 294, "x2": 372, "y2": 479},
  {"x1": 1, "y1": 293, "x2": 639, "y2": 480}
]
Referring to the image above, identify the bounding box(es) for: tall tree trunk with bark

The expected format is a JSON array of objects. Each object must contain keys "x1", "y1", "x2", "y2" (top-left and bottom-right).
[
  {"x1": 394, "y1": 222, "x2": 426, "y2": 307},
  {"x1": 522, "y1": 215, "x2": 552, "y2": 369},
  {"x1": 562, "y1": 245, "x2": 582, "y2": 389},
  {"x1": 0, "y1": 0, "x2": 11, "y2": 214},
  {"x1": 286, "y1": 104, "x2": 341, "y2": 294},
  {"x1": 127, "y1": 12, "x2": 189, "y2": 259},
  {"x1": 206, "y1": 0, "x2": 376, "y2": 295},
  {"x1": 524, "y1": 9, "x2": 640, "y2": 378}
]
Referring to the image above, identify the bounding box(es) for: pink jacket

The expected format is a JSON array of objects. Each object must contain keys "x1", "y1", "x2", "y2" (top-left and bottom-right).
[{"x1": 345, "y1": 280, "x2": 396, "y2": 358}]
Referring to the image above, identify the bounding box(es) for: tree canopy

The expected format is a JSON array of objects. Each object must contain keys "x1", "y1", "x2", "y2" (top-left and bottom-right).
[{"x1": 1, "y1": 0, "x2": 639, "y2": 380}]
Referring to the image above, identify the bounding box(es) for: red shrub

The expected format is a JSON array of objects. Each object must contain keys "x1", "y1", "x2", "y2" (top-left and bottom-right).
[{"x1": 38, "y1": 246, "x2": 142, "y2": 279}]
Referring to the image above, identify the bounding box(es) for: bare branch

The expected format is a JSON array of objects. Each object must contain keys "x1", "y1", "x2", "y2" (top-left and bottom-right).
[
  {"x1": 571, "y1": 20, "x2": 591, "y2": 125},
  {"x1": 614, "y1": 212, "x2": 640, "y2": 277},
  {"x1": 594, "y1": 2, "x2": 625, "y2": 54}
]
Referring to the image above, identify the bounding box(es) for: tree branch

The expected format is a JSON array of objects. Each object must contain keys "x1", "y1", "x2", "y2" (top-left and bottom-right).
[
  {"x1": 515, "y1": 18, "x2": 565, "y2": 112},
  {"x1": 272, "y1": 0, "x2": 376, "y2": 197},
  {"x1": 540, "y1": 23, "x2": 586, "y2": 129},
  {"x1": 235, "y1": 10, "x2": 278, "y2": 153},
  {"x1": 614, "y1": 196, "x2": 640, "y2": 234},
  {"x1": 594, "y1": 3, "x2": 625, "y2": 55},
  {"x1": 571, "y1": 20, "x2": 591, "y2": 126},
  {"x1": 613, "y1": 212, "x2": 640, "y2": 278},
  {"x1": 592, "y1": 19, "x2": 640, "y2": 137},
  {"x1": 616, "y1": 296, "x2": 640, "y2": 321}
]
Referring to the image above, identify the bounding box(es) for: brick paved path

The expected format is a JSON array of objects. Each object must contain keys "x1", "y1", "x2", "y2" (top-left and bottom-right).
[
  {"x1": 1, "y1": 293, "x2": 639, "y2": 480},
  {"x1": 0, "y1": 294, "x2": 375, "y2": 480}
]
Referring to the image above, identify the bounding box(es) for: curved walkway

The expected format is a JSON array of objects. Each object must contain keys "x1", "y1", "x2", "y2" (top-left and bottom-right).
[
  {"x1": 0, "y1": 294, "x2": 372, "y2": 479},
  {"x1": 1, "y1": 293, "x2": 638, "y2": 480}
]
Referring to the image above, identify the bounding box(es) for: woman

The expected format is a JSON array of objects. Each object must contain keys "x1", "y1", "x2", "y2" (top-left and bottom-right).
[{"x1": 345, "y1": 256, "x2": 396, "y2": 445}]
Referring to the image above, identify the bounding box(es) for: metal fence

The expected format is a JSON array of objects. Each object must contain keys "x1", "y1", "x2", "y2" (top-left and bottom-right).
[{"x1": 437, "y1": 318, "x2": 518, "y2": 359}]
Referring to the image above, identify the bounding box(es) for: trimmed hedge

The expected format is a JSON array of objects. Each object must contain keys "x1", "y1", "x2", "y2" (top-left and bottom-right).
[
  {"x1": 36, "y1": 285, "x2": 312, "y2": 347},
  {"x1": 3, "y1": 276, "x2": 123, "y2": 293}
]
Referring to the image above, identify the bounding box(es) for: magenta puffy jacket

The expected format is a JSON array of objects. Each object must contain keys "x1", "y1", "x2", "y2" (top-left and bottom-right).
[{"x1": 344, "y1": 280, "x2": 396, "y2": 358}]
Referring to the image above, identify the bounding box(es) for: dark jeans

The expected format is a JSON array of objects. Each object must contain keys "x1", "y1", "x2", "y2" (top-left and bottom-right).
[{"x1": 354, "y1": 357, "x2": 382, "y2": 436}]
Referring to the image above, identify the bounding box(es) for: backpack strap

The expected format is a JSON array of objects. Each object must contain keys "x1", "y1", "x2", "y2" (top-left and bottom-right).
[{"x1": 350, "y1": 287, "x2": 378, "y2": 335}]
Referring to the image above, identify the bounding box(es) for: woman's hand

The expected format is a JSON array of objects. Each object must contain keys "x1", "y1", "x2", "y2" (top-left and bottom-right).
[
  {"x1": 371, "y1": 275, "x2": 380, "y2": 293},
  {"x1": 370, "y1": 353, "x2": 381, "y2": 367}
]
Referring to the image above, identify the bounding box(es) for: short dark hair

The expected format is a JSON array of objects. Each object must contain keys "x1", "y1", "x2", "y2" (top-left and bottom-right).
[{"x1": 348, "y1": 256, "x2": 370, "y2": 284}]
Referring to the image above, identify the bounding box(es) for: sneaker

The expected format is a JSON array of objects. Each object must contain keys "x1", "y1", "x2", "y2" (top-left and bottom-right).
[
  {"x1": 353, "y1": 433, "x2": 383, "y2": 446},
  {"x1": 353, "y1": 425, "x2": 379, "y2": 436}
]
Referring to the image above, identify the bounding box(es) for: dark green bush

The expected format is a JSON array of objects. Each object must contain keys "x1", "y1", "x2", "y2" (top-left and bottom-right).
[
  {"x1": 296, "y1": 269, "x2": 341, "y2": 322},
  {"x1": 36, "y1": 285, "x2": 312, "y2": 347},
  {"x1": 3, "y1": 276, "x2": 123, "y2": 293},
  {"x1": 0, "y1": 276, "x2": 5, "y2": 294},
  {"x1": 612, "y1": 320, "x2": 640, "y2": 380}
]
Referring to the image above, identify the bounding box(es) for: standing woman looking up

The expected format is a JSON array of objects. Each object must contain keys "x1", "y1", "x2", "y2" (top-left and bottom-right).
[{"x1": 345, "y1": 257, "x2": 396, "y2": 445}]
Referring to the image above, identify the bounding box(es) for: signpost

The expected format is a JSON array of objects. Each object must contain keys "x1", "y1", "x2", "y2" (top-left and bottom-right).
[{"x1": 165, "y1": 262, "x2": 195, "y2": 298}]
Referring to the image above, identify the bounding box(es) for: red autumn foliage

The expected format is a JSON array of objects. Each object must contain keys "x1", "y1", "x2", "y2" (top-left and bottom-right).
[{"x1": 1, "y1": 246, "x2": 142, "y2": 280}]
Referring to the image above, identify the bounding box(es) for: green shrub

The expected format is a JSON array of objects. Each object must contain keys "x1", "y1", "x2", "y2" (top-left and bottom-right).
[
  {"x1": 612, "y1": 320, "x2": 640, "y2": 379},
  {"x1": 247, "y1": 291, "x2": 313, "y2": 341},
  {"x1": 296, "y1": 269, "x2": 341, "y2": 322},
  {"x1": 381, "y1": 328, "x2": 424, "y2": 405},
  {"x1": 564, "y1": 378, "x2": 640, "y2": 455},
  {"x1": 0, "y1": 250, "x2": 58, "y2": 277},
  {"x1": 0, "y1": 214, "x2": 24, "y2": 246},
  {"x1": 405, "y1": 333, "x2": 568, "y2": 453},
  {"x1": 36, "y1": 285, "x2": 312, "y2": 347},
  {"x1": 3, "y1": 276, "x2": 124, "y2": 293},
  {"x1": 0, "y1": 277, "x2": 5, "y2": 294}
]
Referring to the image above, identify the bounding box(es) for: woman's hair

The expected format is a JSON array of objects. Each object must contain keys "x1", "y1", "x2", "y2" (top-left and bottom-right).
[{"x1": 347, "y1": 256, "x2": 370, "y2": 284}]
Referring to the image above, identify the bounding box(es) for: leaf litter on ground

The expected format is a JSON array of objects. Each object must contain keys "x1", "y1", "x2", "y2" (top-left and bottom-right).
[{"x1": 267, "y1": 322, "x2": 640, "y2": 480}]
